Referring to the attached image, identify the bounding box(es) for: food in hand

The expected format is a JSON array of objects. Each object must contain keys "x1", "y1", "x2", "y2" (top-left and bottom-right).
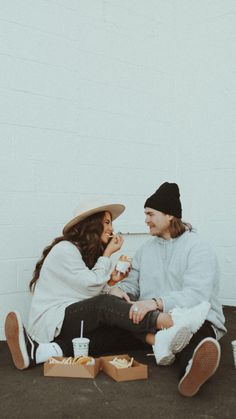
[
  {"x1": 116, "y1": 255, "x2": 132, "y2": 274},
  {"x1": 107, "y1": 255, "x2": 132, "y2": 286}
]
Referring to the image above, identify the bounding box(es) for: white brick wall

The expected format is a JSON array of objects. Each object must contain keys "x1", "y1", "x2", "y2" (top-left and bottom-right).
[{"x1": 0, "y1": 0, "x2": 236, "y2": 339}]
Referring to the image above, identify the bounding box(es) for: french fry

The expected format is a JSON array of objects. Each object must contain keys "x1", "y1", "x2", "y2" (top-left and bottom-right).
[
  {"x1": 109, "y1": 357, "x2": 134, "y2": 369},
  {"x1": 48, "y1": 356, "x2": 95, "y2": 365}
]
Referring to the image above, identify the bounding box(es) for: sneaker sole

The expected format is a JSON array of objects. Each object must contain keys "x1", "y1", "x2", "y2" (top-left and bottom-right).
[
  {"x1": 170, "y1": 327, "x2": 193, "y2": 354},
  {"x1": 157, "y1": 352, "x2": 175, "y2": 366},
  {"x1": 178, "y1": 338, "x2": 221, "y2": 397},
  {"x1": 5, "y1": 311, "x2": 29, "y2": 370},
  {"x1": 157, "y1": 327, "x2": 192, "y2": 366}
]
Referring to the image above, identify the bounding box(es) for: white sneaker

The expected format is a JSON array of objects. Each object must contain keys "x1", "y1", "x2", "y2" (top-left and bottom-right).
[
  {"x1": 153, "y1": 325, "x2": 192, "y2": 366},
  {"x1": 178, "y1": 337, "x2": 221, "y2": 397},
  {"x1": 171, "y1": 301, "x2": 211, "y2": 334}
]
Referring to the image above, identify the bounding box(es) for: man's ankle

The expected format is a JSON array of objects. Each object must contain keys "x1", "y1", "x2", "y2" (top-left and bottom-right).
[{"x1": 157, "y1": 313, "x2": 173, "y2": 329}]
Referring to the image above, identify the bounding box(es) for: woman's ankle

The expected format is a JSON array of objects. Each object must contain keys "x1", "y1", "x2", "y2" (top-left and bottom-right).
[{"x1": 36, "y1": 342, "x2": 63, "y2": 364}]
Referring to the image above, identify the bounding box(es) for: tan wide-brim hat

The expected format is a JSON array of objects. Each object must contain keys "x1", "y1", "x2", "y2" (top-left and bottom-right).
[{"x1": 63, "y1": 200, "x2": 125, "y2": 234}]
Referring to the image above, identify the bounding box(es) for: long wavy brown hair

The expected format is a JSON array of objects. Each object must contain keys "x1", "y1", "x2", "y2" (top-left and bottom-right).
[
  {"x1": 29, "y1": 211, "x2": 107, "y2": 292},
  {"x1": 169, "y1": 217, "x2": 192, "y2": 238}
]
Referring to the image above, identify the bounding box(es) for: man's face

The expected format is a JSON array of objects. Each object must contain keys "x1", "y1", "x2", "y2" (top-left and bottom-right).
[{"x1": 144, "y1": 207, "x2": 173, "y2": 240}]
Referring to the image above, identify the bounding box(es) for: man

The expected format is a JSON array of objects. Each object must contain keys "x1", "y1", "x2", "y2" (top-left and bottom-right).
[{"x1": 110, "y1": 182, "x2": 226, "y2": 397}]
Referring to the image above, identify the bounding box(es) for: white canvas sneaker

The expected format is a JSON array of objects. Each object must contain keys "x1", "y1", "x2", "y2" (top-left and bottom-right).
[
  {"x1": 178, "y1": 337, "x2": 221, "y2": 397},
  {"x1": 171, "y1": 301, "x2": 211, "y2": 334},
  {"x1": 153, "y1": 325, "x2": 192, "y2": 366}
]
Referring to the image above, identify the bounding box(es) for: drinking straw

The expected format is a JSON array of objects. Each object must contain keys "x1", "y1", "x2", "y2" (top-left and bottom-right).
[{"x1": 80, "y1": 320, "x2": 84, "y2": 338}]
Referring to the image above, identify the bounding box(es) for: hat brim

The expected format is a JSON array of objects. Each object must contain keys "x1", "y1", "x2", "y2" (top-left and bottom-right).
[{"x1": 63, "y1": 204, "x2": 125, "y2": 234}]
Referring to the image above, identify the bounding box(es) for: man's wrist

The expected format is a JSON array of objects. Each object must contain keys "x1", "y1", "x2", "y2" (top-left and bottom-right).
[{"x1": 152, "y1": 297, "x2": 163, "y2": 311}]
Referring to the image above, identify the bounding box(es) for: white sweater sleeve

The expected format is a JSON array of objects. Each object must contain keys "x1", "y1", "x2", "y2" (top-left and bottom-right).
[
  {"x1": 160, "y1": 241, "x2": 219, "y2": 312},
  {"x1": 41, "y1": 241, "x2": 112, "y2": 293},
  {"x1": 118, "y1": 250, "x2": 141, "y2": 299}
]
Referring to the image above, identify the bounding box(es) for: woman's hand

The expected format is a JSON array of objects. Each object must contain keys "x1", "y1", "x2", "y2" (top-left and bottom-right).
[
  {"x1": 107, "y1": 264, "x2": 131, "y2": 286},
  {"x1": 129, "y1": 300, "x2": 157, "y2": 324},
  {"x1": 108, "y1": 286, "x2": 131, "y2": 303},
  {"x1": 103, "y1": 234, "x2": 124, "y2": 257}
]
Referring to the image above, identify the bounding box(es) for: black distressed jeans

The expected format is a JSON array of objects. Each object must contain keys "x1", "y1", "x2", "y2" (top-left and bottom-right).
[{"x1": 54, "y1": 294, "x2": 159, "y2": 356}]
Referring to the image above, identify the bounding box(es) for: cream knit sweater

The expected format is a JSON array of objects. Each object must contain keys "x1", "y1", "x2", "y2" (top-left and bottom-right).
[{"x1": 27, "y1": 241, "x2": 112, "y2": 342}]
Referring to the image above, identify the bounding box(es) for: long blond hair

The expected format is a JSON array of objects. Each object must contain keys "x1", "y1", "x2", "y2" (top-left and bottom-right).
[{"x1": 169, "y1": 217, "x2": 192, "y2": 238}]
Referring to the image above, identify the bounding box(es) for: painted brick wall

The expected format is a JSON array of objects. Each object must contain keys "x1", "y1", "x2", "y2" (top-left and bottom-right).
[{"x1": 0, "y1": 0, "x2": 236, "y2": 339}]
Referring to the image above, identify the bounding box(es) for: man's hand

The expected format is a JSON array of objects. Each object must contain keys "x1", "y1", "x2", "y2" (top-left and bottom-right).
[
  {"x1": 108, "y1": 286, "x2": 131, "y2": 303},
  {"x1": 129, "y1": 300, "x2": 157, "y2": 324}
]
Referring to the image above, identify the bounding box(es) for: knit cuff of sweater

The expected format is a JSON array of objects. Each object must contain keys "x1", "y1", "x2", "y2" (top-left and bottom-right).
[{"x1": 96, "y1": 256, "x2": 113, "y2": 271}]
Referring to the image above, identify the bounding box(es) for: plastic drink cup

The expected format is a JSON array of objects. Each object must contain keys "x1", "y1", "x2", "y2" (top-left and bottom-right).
[
  {"x1": 231, "y1": 340, "x2": 236, "y2": 368},
  {"x1": 72, "y1": 337, "x2": 90, "y2": 357}
]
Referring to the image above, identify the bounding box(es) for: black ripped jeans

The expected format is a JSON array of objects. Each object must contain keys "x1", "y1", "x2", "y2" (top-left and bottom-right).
[{"x1": 54, "y1": 294, "x2": 159, "y2": 356}]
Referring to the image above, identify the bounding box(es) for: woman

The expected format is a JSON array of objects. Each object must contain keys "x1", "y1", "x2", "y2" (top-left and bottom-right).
[{"x1": 5, "y1": 200, "x2": 210, "y2": 370}]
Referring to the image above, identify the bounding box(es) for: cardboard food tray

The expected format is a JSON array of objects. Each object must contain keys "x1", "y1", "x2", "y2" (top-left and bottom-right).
[
  {"x1": 100, "y1": 354, "x2": 148, "y2": 382},
  {"x1": 44, "y1": 357, "x2": 101, "y2": 379}
]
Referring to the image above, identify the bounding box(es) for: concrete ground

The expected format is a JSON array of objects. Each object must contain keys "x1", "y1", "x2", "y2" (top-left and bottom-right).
[{"x1": 0, "y1": 306, "x2": 236, "y2": 419}]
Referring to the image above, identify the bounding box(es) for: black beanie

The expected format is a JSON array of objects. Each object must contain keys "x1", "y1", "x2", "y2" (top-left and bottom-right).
[{"x1": 144, "y1": 182, "x2": 182, "y2": 218}]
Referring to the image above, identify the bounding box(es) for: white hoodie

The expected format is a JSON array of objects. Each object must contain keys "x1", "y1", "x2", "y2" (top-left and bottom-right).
[{"x1": 119, "y1": 230, "x2": 226, "y2": 336}]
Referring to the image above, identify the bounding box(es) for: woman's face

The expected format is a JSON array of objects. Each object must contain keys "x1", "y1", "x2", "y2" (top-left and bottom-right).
[{"x1": 100, "y1": 211, "x2": 113, "y2": 244}]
